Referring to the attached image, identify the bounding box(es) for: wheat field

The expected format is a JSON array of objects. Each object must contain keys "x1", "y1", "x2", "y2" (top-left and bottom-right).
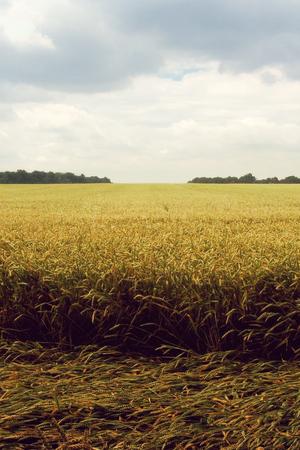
[{"x1": 0, "y1": 184, "x2": 300, "y2": 448}]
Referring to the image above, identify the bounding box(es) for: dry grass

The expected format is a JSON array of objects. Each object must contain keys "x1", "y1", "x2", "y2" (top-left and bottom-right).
[{"x1": 1, "y1": 342, "x2": 300, "y2": 449}]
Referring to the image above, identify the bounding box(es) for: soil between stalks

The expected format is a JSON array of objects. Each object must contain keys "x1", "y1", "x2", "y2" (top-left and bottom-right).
[{"x1": 0, "y1": 342, "x2": 299, "y2": 449}]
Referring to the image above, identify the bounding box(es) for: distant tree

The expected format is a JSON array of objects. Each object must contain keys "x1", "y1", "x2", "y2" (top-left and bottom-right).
[
  {"x1": 0, "y1": 170, "x2": 112, "y2": 184},
  {"x1": 238, "y1": 173, "x2": 256, "y2": 183},
  {"x1": 224, "y1": 176, "x2": 239, "y2": 183},
  {"x1": 47, "y1": 172, "x2": 57, "y2": 183},
  {"x1": 188, "y1": 174, "x2": 299, "y2": 184},
  {"x1": 281, "y1": 176, "x2": 300, "y2": 184}
]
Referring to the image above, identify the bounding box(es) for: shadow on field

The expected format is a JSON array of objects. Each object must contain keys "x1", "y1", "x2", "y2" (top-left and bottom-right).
[{"x1": 1, "y1": 269, "x2": 299, "y2": 360}]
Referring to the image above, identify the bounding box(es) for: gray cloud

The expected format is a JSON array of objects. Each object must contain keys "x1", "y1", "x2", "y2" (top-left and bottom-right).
[
  {"x1": 0, "y1": 0, "x2": 299, "y2": 181},
  {"x1": 0, "y1": 0, "x2": 162, "y2": 91},
  {"x1": 0, "y1": 1, "x2": 300, "y2": 92},
  {"x1": 108, "y1": 0, "x2": 300, "y2": 74}
]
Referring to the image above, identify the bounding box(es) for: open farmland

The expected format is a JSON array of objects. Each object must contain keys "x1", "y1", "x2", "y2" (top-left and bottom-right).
[{"x1": 0, "y1": 184, "x2": 300, "y2": 449}]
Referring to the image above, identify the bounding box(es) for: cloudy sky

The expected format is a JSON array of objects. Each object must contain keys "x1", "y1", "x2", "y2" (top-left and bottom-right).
[{"x1": 0, "y1": 0, "x2": 300, "y2": 182}]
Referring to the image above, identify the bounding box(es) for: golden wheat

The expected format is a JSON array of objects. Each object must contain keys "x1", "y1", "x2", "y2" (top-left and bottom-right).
[
  {"x1": 1, "y1": 184, "x2": 300, "y2": 448},
  {"x1": 0, "y1": 184, "x2": 299, "y2": 358}
]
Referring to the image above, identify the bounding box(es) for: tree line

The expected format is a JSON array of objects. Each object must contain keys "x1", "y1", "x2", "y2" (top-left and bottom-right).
[
  {"x1": 188, "y1": 173, "x2": 300, "y2": 184},
  {"x1": 0, "y1": 170, "x2": 111, "y2": 184}
]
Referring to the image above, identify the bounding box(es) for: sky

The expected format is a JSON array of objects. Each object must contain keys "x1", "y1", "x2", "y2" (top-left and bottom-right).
[{"x1": 0, "y1": 0, "x2": 300, "y2": 182}]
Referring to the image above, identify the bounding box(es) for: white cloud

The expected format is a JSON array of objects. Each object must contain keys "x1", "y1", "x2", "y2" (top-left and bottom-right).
[
  {"x1": 0, "y1": 65, "x2": 299, "y2": 181},
  {"x1": 0, "y1": 0, "x2": 299, "y2": 181},
  {"x1": 0, "y1": 0, "x2": 54, "y2": 49}
]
